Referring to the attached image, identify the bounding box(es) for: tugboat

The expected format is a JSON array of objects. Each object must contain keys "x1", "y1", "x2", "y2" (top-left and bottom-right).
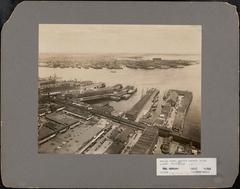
[
  {"x1": 126, "y1": 64, "x2": 138, "y2": 69},
  {"x1": 127, "y1": 87, "x2": 137, "y2": 94}
]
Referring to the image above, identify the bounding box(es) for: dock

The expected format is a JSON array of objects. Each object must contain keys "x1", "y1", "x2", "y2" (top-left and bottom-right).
[{"x1": 125, "y1": 88, "x2": 159, "y2": 121}]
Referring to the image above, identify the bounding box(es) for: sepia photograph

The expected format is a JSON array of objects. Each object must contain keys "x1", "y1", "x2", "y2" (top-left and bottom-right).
[{"x1": 38, "y1": 24, "x2": 201, "y2": 155}]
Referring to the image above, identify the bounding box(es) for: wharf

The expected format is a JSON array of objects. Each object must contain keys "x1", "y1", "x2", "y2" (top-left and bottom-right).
[
  {"x1": 171, "y1": 90, "x2": 193, "y2": 133},
  {"x1": 125, "y1": 88, "x2": 159, "y2": 121}
]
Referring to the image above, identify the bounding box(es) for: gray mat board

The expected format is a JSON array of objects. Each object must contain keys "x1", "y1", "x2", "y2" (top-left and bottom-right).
[{"x1": 1, "y1": 1, "x2": 239, "y2": 188}]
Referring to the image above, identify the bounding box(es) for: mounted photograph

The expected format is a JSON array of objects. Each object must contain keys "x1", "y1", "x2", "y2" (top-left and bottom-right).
[{"x1": 38, "y1": 24, "x2": 201, "y2": 155}]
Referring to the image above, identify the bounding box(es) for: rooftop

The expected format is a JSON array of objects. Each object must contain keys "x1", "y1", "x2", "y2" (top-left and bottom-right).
[
  {"x1": 130, "y1": 126, "x2": 159, "y2": 154},
  {"x1": 46, "y1": 112, "x2": 79, "y2": 126},
  {"x1": 38, "y1": 126, "x2": 56, "y2": 141}
]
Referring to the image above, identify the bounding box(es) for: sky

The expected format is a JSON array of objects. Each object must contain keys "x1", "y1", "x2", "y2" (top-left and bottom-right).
[{"x1": 39, "y1": 24, "x2": 201, "y2": 54}]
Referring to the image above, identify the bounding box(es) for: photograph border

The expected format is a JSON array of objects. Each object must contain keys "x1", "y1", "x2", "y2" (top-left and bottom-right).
[{"x1": 37, "y1": 24, "x2": 202, "y2": 155}]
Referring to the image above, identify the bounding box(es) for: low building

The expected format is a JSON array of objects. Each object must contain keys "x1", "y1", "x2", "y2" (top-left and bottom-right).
[
  {"x1": 139, "y1": 118, "x2": 154, "y2": 126},
  {"x1": 130, "y1": 126, "x2": 159, "y2": 154},
  {"x1": 46, "y1": 112, "x2": 79, "y2": 126},
  {"x1": 38, "y1": 126, "x2": 56, "y2": 144},
  {"x1": 161, "y1": 136, "x2": 173, "y2": 154},
  {"x1": 152, "y1": 58, "x2": 162, "y2": 61},
  {"x1": 172, "y1": 112, "x2": 184, "y2": 133},
  {"x1": 126, "y1": 89, "x2": 157, "y2": 121},
  {"x1": 39, "y1": 79, "x2": 56, "y2": 89},
  {"x1": 167, "y1": 91, "x2": 178, "y2": 106},
  {"x1": 105, "y1": 141, "x2": 125, "y2": 154},
  {"x1": 109, "y1": 129, "x2": 120, "y2": 140},
  {"x1": 44, "y1": 121, "x2": 72, "y2": 133},
  {"x1": 161, "y1": 105, "x2": 171, "y2": 117},
  {"x1": 63, "y1": 107, "x2": 93, "y2": 120},
  {"x1": 111, "y1": 110, "x2": 124, "y2": 117},
  {"x1": 115, "y1": 128, "x2": 132, "y2": 144},
  {"x1": 153, "y1": 118, "x2": 165, "y2": 127}
]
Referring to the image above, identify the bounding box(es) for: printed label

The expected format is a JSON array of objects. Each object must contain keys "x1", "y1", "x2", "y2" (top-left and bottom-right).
[{"x1": 156, "y1": 158, "x2": 217, "y2": 176}]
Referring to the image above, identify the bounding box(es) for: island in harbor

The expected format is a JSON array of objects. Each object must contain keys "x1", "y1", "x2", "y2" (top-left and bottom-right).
[{"x1": 38, "y1": 53, "x2": 199, "y2": 70}]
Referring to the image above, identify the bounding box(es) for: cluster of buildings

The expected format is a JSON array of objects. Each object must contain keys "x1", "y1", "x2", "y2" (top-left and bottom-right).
[
  {"x1": 38, "y1": 111, "x2": 80, "y2": 144},
  {"x1": 39, "y1": 55, "x2": 196, "y2": 70},
  {"x1": 152, "y1": 90, "x2": 192, "y2": 134},
  {"x1": 130, "y1": 126, "x2": 159, "y2": 154},
  {"x1": 38, "y1": 77, "x2": 199, "y2": 155},
  {"x1": 39, "y1": 76, "x2": 97, "y2": 94}
]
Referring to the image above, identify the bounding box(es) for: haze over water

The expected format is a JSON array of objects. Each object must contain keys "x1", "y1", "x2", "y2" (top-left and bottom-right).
[{"x1": 39, "y1": 54, "x2": 201, "y2": 140}]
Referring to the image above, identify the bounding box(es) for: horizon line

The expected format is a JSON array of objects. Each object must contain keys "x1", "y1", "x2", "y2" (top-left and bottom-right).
[{"x1": 39, "y1": 52, "x2": 201, "y2": 55}]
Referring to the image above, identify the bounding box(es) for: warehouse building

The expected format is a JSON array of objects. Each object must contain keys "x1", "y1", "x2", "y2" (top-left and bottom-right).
[{"x1": 129, "y1": 126, "x2": 159, "y2": 154}]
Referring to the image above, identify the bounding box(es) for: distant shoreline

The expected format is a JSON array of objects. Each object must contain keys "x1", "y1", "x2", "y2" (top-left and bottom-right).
[
  {"x1": 38, "y1": 53, "x2": 199, "y2": 70},
  {"x1": 39, "y1": 52, "x2": 201, "y2": 56}
]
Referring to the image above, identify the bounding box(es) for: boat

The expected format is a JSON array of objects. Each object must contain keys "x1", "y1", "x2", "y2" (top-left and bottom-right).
[
  {"x1": 144, "y1": 66, "x2": 155, "y2": 70},
  {"x1": 91, "y1": 65, "x2": 103, "y2": 69},
  {"x1": 176, "y1": 65, "x2": 184, "y2": 68},
  {"x1": 126, "y1": 65, "x2": 138, "y2": 69},
  {"x1": 110, "y1": 96, "x2": 121, "y2": 101},
  {"x1": 122, "y1": 94, "x2": 131, "y2": 100},
  {"x1": 127, "y1": 87, "x2": 137, "y2": 94}
]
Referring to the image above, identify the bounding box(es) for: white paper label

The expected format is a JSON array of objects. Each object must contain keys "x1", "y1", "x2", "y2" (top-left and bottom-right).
[{"x1": 156, "y1": 158, "x2": 217, "y2": 176}]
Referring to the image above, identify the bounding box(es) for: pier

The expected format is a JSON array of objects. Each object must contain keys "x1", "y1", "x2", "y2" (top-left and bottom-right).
[{"x1": 125, "y1": 88, "x2": 159, "y2": 121}]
